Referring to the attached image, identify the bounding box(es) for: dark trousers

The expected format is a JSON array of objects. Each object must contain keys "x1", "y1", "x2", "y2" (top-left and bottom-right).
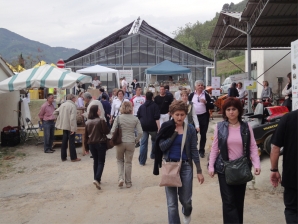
[
  {"x1": 61, "y1": 130, "x2": 77, "y2": 160},
  {"x1": 43, "y1": 120, "x2": 55, "y2": 152},
  {"x1": 197, "y1": 112, "x2": 209, "y2": 154},
  {"x1": 218, "y1": 173, "x2": 247, "y2": 224},
  {"x1": 284, "y1": 187, "x2": 298, "y2": 223},
  {"x1": 89, "y1": 143, "x2": 107, "y2": 182}
]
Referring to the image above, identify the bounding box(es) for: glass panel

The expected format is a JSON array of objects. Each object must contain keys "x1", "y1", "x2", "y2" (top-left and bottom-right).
[
  {"x1": 90, "y1": 52, "x2": 96, "y2": 65},
  {"x1": 108, "y1": 45, "x2": 116, "y2": 65},
  {"x1": 99, "y1": 49, "x2": 107, "y2": 65},
  {"x1": 156, "y1": 42, "x2": 163, "y2": 63},
  {"x1": 116, "y1": 42, "x2": 122, "y2": 66},
  {"x1": 196, "y1": 57, "x2": 203, "y2": 66},
  {"x1": 148, "y1": 39, "x2": 156, "y2": 65},
  {"x1": 83, "y1": 55, "x2": 90, "y2": 66},
  {"x1": 132, "y1": 67, "x2": 140, "y2": 83},
  {"x1": 140, "y1": 67, "x2": 147, "y2": 85},
  {"x1": 140, "y1": 36, "x2": 147, "y2": 65},
  {"x1": 181, "y1": 52, "x2": 188, "y2": 65},
  {"x1": 131, "y1": 35, "x2": 139, "y2": 65},
  {"x1": 188, "y1": 55, "x2": 195, "y2": 65},
  {"x1": 96, "y1": 51, "x2": 100, "y2": 64},
  {"x1": 124, "y1": 38, "x2": 131, "y2": 65},
  {"x1": 172, "y1": 49, "x2": 180, "y2": 64},
  {"x1": 164, "y1": 45, "x2": 171, "y2": 61}
]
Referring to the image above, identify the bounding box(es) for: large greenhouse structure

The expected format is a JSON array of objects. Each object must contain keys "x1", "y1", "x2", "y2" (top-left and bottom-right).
[{"x1": 65, "y1": 18, "x2": 213, "y2": 89}]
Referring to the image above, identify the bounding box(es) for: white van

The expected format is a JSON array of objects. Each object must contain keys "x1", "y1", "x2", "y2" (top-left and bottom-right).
[
  {"x1": 221, "y1": 77, "x2": 232, "y2": 94},
  {"x1": 221, "y1": 73, "x2": 248, "y2": 94}
]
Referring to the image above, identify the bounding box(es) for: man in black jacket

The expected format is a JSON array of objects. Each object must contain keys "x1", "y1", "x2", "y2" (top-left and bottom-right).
[
  {"x1": 137, "y1": 92, "x2": 160, "y2": 166},
  {"x1": 188, "y1": 80, "x2": 214, "y2": 158}
]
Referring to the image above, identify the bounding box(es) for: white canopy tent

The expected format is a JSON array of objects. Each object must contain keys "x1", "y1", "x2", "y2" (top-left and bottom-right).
[
  {"x1": 0, "y1": 64, "x2": 92, "y2": 94},
  {"x1": 76, "y1": 65, "x2": 120, "y2": 88}
]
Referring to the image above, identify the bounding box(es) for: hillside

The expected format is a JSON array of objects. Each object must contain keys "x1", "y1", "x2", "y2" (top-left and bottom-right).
[
  {"x1": 215, "y1": 55, "x2": 245, "y2": 77},
  {"x1": 0, "y1": 28, "x2": 79, "y2": 68}
]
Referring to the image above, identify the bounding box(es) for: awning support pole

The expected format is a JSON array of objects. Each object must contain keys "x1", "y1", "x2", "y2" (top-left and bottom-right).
[{"x1": 247, "y1": 22, "x2": 252, "y2": 113}]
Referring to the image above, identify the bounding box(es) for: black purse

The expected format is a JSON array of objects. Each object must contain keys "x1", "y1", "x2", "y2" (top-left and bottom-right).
[{"x1": 223, "y1": 123, "x2": 253, "y2": 185}]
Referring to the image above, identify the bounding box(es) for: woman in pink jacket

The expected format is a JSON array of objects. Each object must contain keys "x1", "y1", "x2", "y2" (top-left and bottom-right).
[{"x1": 208, "y1": 97, "x2": 261, "y2": 224}]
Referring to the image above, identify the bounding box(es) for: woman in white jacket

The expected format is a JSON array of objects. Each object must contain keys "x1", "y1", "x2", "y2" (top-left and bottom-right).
[{"x1": 282, "y1": 72, "x2": 292, "y2": 111}]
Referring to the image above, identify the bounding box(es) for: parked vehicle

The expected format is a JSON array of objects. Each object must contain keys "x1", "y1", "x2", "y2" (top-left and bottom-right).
[
  {"x1": 221, "y1": 73, "x2": 248, "y2": 93},
  {"x1": 242, "y1": 103, "x2": 288, "y2": 155}
]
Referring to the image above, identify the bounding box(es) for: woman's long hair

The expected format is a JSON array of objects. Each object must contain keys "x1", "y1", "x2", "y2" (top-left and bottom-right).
[{"x1": 88, "y1": 105, "x2": 99, "y2": 120}]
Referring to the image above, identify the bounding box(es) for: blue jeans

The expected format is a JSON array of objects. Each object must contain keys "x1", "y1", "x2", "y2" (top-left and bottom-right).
[
  {"x1": 89, "y1": 143, "x2": 107, "y2": 182},
  {"x1": 165, "y1": 163, "x2": 193, "y2": 224},
  {"x1": 43, "y1": 120, "x2": 55, "y2": 152},
  {"x1": 139, "y1": 131, "x2": 156, "y2": 165}
]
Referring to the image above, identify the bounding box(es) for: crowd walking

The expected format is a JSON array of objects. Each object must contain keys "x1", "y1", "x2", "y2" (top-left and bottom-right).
[{"x1": 36, "y1": 77, "x2": 296, "y2": 224}]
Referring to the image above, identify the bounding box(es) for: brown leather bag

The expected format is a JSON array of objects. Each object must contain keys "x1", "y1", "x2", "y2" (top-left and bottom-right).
[
  {"x1": 110, "y1": 116, "x2": 122, "y2": 146},
  {"x1": 159, "y1": 122, "x2": 188, "y2": 187}
]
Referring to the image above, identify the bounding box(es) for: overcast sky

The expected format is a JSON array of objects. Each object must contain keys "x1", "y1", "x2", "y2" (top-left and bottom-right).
[{"x1": 0, "y1": 0, "x2": 242, "y2": 51}]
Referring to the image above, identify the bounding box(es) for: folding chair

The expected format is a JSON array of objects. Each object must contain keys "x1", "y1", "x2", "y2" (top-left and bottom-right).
[{"x1": 25, "y1": 118, "x2": 42, "y2": 145}]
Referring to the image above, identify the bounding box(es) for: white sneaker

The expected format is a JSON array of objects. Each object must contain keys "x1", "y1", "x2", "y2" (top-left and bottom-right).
[
  {"x1": 183, "y1": 215, "x2": 191, "y2": 224},
  {"x1": 118, "y1": 179, "x2": 124, "y2": 187},
  {"x1": 93, "y1": 180, "x2": 101, "y2": 190}
]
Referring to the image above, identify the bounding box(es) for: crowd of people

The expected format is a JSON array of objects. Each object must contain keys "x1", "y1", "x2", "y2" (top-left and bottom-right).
[{"x1": 37, "y1": 77, "x2": 297, "y2": 224}]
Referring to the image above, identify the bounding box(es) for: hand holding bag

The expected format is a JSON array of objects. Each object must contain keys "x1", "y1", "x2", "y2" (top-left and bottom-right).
[
  {"x1": 159, "y1": 122, "x2": 188, "y2": 187},
  {"x1": 223, "y1": 122, "x2": 253, "y2": 185},
  {"x1": 110, "y1": 116, "x2": 122, "y2": 146}
]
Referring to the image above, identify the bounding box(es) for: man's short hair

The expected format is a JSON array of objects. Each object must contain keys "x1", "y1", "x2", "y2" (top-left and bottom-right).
[
  {"x1": 195, "y1": 80, "x2": 204, "y2": 86},
  {"x1": 99, "y1": 88, "x2": 105, "y2": 93},
  {"x1": 136, "y1": 86, "x2": 142, "y2": 90},
  {"x1": 83, "y1": 92, "x2": 92, "y2": 99},
  {"x1": 146, "y1": 91, "x2": 153, "y2": 100},
  {"x1": 66, "y1": 94, "x2": 75, "y2": 100},
  {"x1": 47, "y1": 94, "x2": 53, "y2": 99},
  {"x1": 164, "y1": 85, "x2": 170, "y2": 90},
  {"x1": 102, "y1": 94, "x2": 107, "y2": 100}
]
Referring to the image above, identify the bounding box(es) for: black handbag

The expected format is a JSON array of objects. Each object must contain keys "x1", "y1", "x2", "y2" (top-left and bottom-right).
[{"x1": 223, "y1": 123, "x2": 253, "y2": 185}]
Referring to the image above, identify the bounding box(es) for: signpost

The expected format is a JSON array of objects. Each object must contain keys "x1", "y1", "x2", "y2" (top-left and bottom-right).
[{"x1": 57, "y1": 59, "x2": 65, "y2": 69}]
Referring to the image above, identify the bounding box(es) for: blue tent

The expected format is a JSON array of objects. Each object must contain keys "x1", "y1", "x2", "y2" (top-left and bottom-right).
[
  {"x1": 145, "y1": 60, "x2": 193, "y2": 91},
  {"x1": 145, "y1": 60, "x2": 191, "y2": 74}
]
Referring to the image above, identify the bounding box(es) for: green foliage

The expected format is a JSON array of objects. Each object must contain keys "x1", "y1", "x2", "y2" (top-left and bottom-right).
[
  {"x1": 173, "y1": 0, "x2": 248, "y2": 61},
  {"x1": 215, "y1": 55, "x2": 245, "y2": 77}
]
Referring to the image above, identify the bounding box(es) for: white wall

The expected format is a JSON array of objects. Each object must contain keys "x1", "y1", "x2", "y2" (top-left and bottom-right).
[
  {"x1": 263, "y1": 50, "x2": 291, "y2": 96},
  {"x1": 246, "y1": 50, "x2": 291, "y2": 98},
  {"x1": 0, "y1": 69, "x2": 20, "y2": 132}
]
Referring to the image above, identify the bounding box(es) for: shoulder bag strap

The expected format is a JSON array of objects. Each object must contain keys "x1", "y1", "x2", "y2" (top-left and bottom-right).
[
  {"x1": 241, "y1": 122, "x2": 249, "y2": 156},
  {"x1": 180, "y1": 121, "x2": 188, "y2": 161}
]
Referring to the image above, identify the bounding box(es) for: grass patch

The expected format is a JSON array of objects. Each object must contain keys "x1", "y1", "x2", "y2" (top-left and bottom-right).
[
  {"x1": 214, "y1": 55, "x2": 245, "y2": 78},
  {"x1": 0, "y1": 146, "x2": 27, "y2": 177}
]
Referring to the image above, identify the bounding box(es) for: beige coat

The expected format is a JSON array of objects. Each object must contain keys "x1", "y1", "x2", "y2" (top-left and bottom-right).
[
  {"x1": 54, "y1": 100, "x2": 77, "y2": 132},
  {"x1": 111, "y1": 114, "x2": 143, "y2": 143}
]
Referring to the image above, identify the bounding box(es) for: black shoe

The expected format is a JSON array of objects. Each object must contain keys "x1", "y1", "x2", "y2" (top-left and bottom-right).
[
  {"x1": 51, "y1": 149, "x2": 56, "y2": 152},
  {"x1": 135, "y1": 142, "x2": 140, "y2": 148},
  {"x1": 199, "y1": 153, "x2": 205, "y2": 158},
  {"x1": 45, "y1": 150, "x2": 53, "y2": 153},
  {"x1": 90, "y1": 156, "x2": 93, "y2": 158}
]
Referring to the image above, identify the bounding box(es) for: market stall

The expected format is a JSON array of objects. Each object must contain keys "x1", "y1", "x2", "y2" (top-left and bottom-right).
[
  {"x1": 145, "y1": 60, "x2": 194, "y2": 93},
  {"x1": 76, "y1": 65, "x2": 120, "y2": 91}
]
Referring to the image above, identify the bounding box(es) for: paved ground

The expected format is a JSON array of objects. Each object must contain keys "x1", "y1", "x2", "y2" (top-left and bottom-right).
[{"x1": 0, "y1": 118, "x2": 286, "y2": 224}]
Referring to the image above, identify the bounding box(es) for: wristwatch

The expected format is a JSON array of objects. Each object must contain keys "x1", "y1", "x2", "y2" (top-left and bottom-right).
[{"x1": 270, "y1": 168, "x2": 278, "y2": 172}]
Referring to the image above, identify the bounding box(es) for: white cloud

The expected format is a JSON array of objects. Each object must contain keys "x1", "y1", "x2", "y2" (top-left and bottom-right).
[{"x1": 0, "y1": 0, "x2": 243, "y2": 50}]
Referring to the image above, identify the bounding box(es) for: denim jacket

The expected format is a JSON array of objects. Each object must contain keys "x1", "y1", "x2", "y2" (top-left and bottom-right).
[{"x1": 159, "y1": 123, "x2": 202, "y2": 174}]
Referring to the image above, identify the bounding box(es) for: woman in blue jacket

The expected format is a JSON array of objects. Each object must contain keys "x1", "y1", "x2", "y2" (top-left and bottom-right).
[{"x1": 153, "y1": 100, "x2": 204, "y2": 224}]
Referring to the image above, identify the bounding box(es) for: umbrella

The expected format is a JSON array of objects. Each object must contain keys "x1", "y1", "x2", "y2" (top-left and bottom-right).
[{"x1": 0, "y1": 64, "x2": 92, "y2": 93}]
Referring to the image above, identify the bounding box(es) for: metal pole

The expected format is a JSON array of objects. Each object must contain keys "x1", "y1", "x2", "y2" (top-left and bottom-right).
[
  {"x1": 247, "y1": 22, "x2": 252, "y2": 113},
  {"x1": 214, "y1": 49, "x2": 217, "y2": 76}
]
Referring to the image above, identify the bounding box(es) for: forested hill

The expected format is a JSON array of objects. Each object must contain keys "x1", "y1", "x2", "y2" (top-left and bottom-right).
[
  {"x1": 0, "y1": 28, "x2": 79, "y2": 68},
  {"x1": 173, "y1": 0, "x2": 248, "y2": 60}
]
